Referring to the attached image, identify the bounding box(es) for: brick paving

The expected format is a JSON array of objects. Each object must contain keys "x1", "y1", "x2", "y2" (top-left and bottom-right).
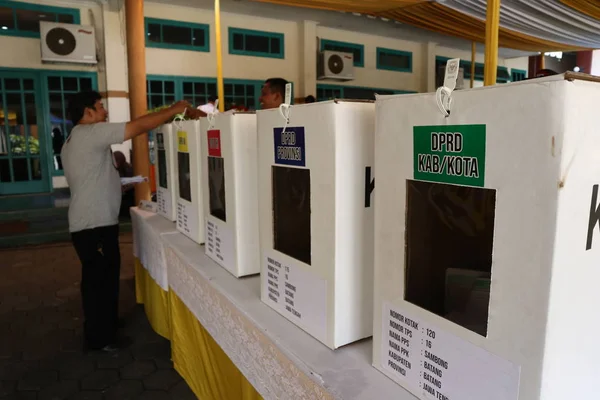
[{"x1": 0, "y1": 233, "x2": 196, "y2": 400}]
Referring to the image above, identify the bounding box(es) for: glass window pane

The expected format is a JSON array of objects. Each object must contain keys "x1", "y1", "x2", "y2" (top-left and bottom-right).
[
  {"x1": 149, "y1": 80, "x2": 162, "y2": 94},
  {"x1": 183, "y1": 82, "x2": 193, "y2": 94},
  {"x1": 24, "y1": 93, "x2": 36, "y2": 126},
  {"x1": 379, "y1": 51, "x2": 410, "y2": 70},
  {"x1": 80, "y1": 78, "x2": 93, "y2": 91},
  {"x1": 0, "y1": 7, "x2": 15, "y2": 30},
  {"x1": 234, "y1": 85, "x2": 244, "y2": 96},
  {"x1": 147, "y1": 23, "x2": 161, "y2": 43},
  {"x1": 0, "y1": 160, "x2": 11, "y2": 183},
  {"x1": 192, "y1": 28, "x2": 205, "y2": 47},
  {"x1": 162, "y1": 24, "x2": 191, "y2": 46},
  {"x1": 246, "y1": 85, "x2": 254, "y2": 96},
  {"x1": 16, "y1": 9, "x2": 56, "y2": 33},
  {"x1": 224, "y1": 84, "x2": 232, "y2": 96},
  {"x1": 63, "y1": 77, "x2": 78, "y2": 91},
  {"x1": 30, "y1": 158, "x2": 41, "y2": 180},
  {"x1": 57, "y1": 13, "x2": 74, "y2": 24},
  {"x1": 165, "y1": 95, "x2": 175, "y2": 104},
  {"x1": 232, "y1": 33, "x2": 244, "y2": 50},
  {"x1": 22, "y1": 79, "x2": 34, "y2": 91},
  {"x1": 48, "y1": 93, "x2": 63, "y2": 121},
  {"x1": 247, "y1": 97, "x2": 255, "y2": 108},
  {"x1": 270, "y1": 37, "x2": 280, "y2": 54},
  {"x1": 164, "y1": 81, "x2": 175, "y2": 94},
  {"x1": 48, "y1": 76, "x2": 61, "y2": 91},
  {"x1": 5, "y1": 78, "x2": 20, "y2": 91},
  {"x1": 149, "y1": 95, "x2": 163, "y2": 108},
  {"x1": 12, "y1": 158, "x2": 29, "y2": 181},
  {"x1": 194, "y1": 82, "x2": 205, "y2": 95},
  {"x1": 245, "y1": 34, "x2": 269, "y2": 53},
  {"x1": 207, "y1": 83, "x2": 216, "y2": 95}
]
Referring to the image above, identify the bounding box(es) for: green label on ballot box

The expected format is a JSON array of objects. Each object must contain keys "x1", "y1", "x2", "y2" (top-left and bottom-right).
[{"x1": 413, "y1": 124, "x2": 486, "y2": 187}]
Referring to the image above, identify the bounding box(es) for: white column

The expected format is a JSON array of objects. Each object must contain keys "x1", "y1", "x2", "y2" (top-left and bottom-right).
[
  {"x1": 300, "y1": 20, "x2": 318, "y2": 99},
  {"x1": 425, "y1": 42, "x2": 437, "y2": 93},
  {"x1": 102, "y1": 4, "x2": 132, "y2": 161}
]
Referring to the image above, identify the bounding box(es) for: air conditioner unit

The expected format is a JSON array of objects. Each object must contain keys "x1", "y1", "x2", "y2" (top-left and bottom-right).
[
  {"x1": 437, "y1": 66, "x2": 465, "y2": 90},
  {"x1": 317, "y1": 50, "x2": 354, "y2": 81},
  {"x1": 40, "y1": 21, "x2": 97, "y2": 65}
]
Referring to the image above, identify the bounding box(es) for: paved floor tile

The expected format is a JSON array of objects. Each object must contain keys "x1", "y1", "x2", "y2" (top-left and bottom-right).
[{"x1": 0, "y1": 234, "x2": 194, "y2": 399}]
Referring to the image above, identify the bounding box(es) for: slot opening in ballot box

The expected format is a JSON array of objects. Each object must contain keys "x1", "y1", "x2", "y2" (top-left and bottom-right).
[{"x1": 405, "y1": 180, "x2": 496, "y2": 337}]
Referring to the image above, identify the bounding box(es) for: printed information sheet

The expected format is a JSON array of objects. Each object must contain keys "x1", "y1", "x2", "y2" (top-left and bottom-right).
[
  {"x1": 177, "y1": 201, "x2": 199, "y2": 241},
  {"x1": 157, "y1": 187, "x2": 172, "y2": 219},
  {"x1": 263, "y1": 253, "x2": 327, "y2": 342},
  {"x1": 381, "y1": 302, "x2": 520, "y2": 400},
  {"x1": 205, "y1": 218, "x2": 234, "y2": 272}
]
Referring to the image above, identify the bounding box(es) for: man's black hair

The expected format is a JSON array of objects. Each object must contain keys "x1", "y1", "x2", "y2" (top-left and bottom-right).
[
  {"x1": 68, "y1": 91, "x2": 102, "y2": 126},
  {"x1": 264, "y1": 78, "x2": 288, "y2": 99},
  {"x1": 305, "y1": 95, "x2": 316, "y2": 103},
  {"x1": 208, "y1": 95, "x2": 217, "y2": 103}
]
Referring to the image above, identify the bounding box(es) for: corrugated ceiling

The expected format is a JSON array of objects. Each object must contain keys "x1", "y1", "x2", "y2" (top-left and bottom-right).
[{"x1": 254, "y1": 0, "x2": 599, "y2": 51}]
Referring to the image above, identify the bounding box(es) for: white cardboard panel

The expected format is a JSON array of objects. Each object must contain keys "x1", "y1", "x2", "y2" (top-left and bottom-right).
[
  {"x1": 373, "y1": 75, "x2": 600, "y2": 400},
  {"x1": 257, "y1": 100, "x2": 375, "y2": 349},
  {"x1": 200, "y1": 112, "x2": 260, "y2": 277},
  {"x1": 156, "y1": 124, "x2": 177, "y2": 221},
  {"x1": 175, "y1": 119, "x2": 205, "y2": 244}
]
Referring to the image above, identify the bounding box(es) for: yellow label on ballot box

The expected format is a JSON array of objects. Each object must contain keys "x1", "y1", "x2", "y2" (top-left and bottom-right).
[{"x1": 177, "y1": 131, "x2": 188, "y2": 153}]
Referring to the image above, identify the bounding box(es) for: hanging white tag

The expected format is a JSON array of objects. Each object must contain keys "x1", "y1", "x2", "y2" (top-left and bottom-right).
[
  {"x1": 284, "y1": 83, "x2": 292, "y2": 106},
  {"x1": 443, "y1": 58, "x2": 461, "y2": 93},
  {"x1": 214, "y1": 98, "x2": 219, "y2": 110},
  {"x1": 436, "y1": 58, "x2": 460, "y2": 117}
]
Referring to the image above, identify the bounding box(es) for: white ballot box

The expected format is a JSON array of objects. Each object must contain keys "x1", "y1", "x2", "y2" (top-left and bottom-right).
[
  {"x1": 200, "y1": 112, "x2": 260, "y2": 277},
  {"x1": 372, "y1": 72, "x2": 600, "y2": 400},
  {"x1": 174, "y1": 119, "x2": 205, "y2": 244},
  {"x1": 155, "y1": 123, "x2": 178, "y2": 221},
  {"x1": 257, "y1": 100, "x2": 375, "y2": 349}
]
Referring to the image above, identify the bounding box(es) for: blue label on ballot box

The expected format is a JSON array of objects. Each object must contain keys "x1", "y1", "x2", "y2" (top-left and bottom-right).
[{"x1": 274, "y1": 127, "x2": 306, "y2": 167}]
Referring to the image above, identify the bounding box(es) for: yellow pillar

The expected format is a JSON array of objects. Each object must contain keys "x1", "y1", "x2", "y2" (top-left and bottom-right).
[
  {"x1": 470, "y1": 41, "x2": 476, "y2": 88},
  {"x1": 215, "y1": 0, "x2": 225, "y2": 112},
  {"x1": 484, "y1": 0, "x2": 501, "y2": 86},
  {"x1": 125, "y1": 0, "x2": 150, "y2": 204}
]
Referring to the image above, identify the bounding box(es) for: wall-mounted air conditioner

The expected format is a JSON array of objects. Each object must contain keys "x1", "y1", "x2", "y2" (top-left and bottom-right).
[
  {"x1": 40, "y1": 21, "x2": 97, "y2": 65},
  {"x1": 318, "y1": 50, "x2": 354, "y2": 81}
]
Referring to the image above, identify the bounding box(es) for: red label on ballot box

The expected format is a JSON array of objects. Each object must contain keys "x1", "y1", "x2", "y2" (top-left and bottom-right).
[{"x1": 207, "y1": 130, "x2": 222, "y2": 157}]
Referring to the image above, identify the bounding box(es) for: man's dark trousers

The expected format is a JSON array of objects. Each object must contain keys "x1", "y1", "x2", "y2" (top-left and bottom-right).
[{"x1": 71, "y1": 224, "x2": 120, "y2": 349}]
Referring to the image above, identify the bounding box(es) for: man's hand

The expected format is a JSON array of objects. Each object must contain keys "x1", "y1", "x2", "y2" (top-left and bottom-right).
[{"x1": 168, "y1": 100, "x2": 193, "y2": 116}]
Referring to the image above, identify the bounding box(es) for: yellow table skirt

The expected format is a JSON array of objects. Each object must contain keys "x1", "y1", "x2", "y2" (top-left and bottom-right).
[
  {"x1": 169, "y1": 290, "x2": 263, "y2": 400},
  {"x1": 134, "y1": 259, "x2": 171, "y2": 340},
  {"x1": 134, "y1": 258, "x2": 262, "y2": 400}
]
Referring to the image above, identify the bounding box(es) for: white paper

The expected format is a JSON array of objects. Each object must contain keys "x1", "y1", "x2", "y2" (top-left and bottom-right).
[
  {"x1": 157, "y1": 187, "x2": 173, "y2": 220},
  {"x1": 205, "y1": 218, "x2": 234, "y2": 273},
  {"x1": 381, "y1": 302, "x2": 520, "y2": 400},
  {"x1": 263, "y1": 254, "x2": 328, "y2": 342},
  {"x1": 176, "y1": 200, "x2": 200, "y2": 242},
  {"x1": 121, "y1": 175, "x2": 147, "y2": 185}
]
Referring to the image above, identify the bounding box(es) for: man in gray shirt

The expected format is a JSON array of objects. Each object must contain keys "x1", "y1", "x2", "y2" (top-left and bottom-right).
[{"x1": 62, "y1": 91, "x2": 202, "y2": 352}]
